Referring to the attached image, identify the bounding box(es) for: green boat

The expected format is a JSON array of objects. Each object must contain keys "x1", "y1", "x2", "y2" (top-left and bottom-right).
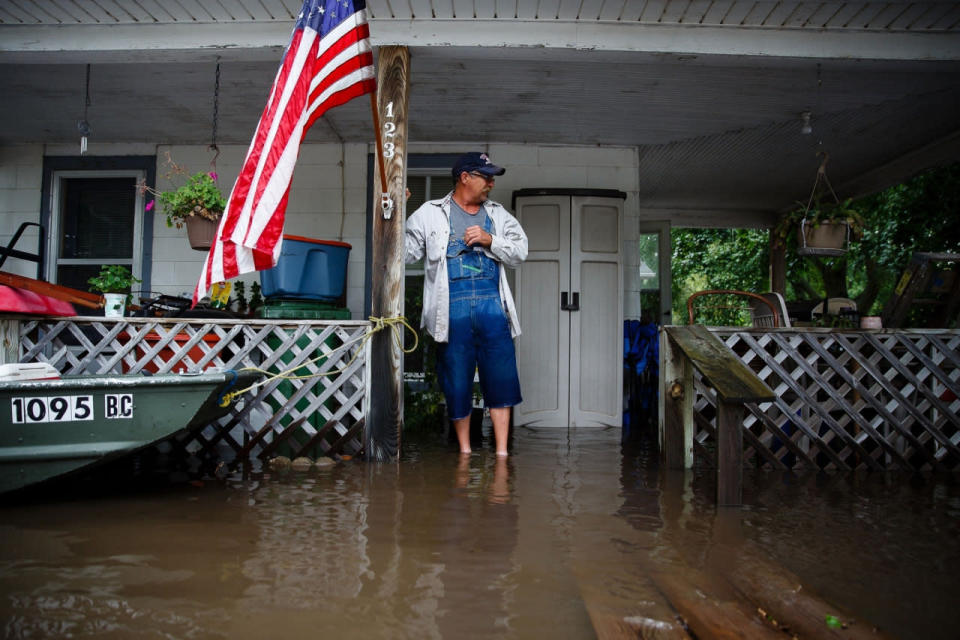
[{"x1": 0, "y1": 367, "x2": 259, "y2": 495}]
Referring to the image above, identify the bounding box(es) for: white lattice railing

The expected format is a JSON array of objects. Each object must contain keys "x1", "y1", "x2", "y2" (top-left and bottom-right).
[
  {"x1": 2, "y1": 316, "x2": 371, "y2": 461},
  {"x1": 693, "y1": 328, "x2": 960, "y2": 472}
]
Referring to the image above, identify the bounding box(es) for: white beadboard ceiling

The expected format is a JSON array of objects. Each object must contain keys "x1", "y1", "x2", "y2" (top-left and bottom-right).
[
  {"x1": 0, "y1": 0, "x2": 958, "y2": 216},
  {"x1": 2, "y1": 0, "x2": 958, "y2": 29}
]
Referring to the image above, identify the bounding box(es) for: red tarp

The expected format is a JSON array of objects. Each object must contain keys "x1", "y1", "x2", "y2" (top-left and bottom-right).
[{"x1": 0, "y1": 285, "x2": 76, "y2": 316}]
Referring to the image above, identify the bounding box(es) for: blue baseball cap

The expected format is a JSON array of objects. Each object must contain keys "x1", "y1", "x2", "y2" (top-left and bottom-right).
[{"x1": 451, "y1": 152, "x2": 506, "y2": 178}]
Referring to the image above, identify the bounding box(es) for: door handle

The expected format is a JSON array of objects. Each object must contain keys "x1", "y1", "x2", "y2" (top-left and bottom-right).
[{"x1": 560, "y1": 291, "x2": 580, "y2": 312}]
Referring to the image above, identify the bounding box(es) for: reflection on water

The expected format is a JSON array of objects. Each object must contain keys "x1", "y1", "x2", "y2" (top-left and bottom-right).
[{"x1": 1, "y1": 428, "x2": 958, "y2": 639}]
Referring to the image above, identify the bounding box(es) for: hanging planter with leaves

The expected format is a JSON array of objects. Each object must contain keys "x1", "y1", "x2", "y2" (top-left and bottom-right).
[{"x1": 773, "y1": 152, "x2": 865, "y2": 256}]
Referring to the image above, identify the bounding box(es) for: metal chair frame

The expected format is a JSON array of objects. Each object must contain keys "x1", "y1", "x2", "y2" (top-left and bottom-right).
[{"x1": 686, "y1": 289, "x2": 782, "y2": 327}]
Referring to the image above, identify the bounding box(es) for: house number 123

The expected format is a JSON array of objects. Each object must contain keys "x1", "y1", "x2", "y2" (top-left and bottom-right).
[{"x1": 383, "y1": 101, "x2": 396, "y2": 158}]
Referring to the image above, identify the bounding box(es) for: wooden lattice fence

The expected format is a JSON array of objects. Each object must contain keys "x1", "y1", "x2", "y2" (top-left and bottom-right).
[
  {"x1": 3, "y1": 316, "x2": 371, "y2": 463},
  {"x1": 693, "y1": 328, "x2": 960, "y2": 472}
]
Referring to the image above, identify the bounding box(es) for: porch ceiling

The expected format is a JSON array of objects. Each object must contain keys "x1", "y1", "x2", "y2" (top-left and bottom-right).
[{"x1": 1, "y1": 0, "x2": 959, "y2": 217}]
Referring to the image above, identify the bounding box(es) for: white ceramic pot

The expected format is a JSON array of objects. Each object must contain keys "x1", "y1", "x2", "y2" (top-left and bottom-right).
[{"x1": 103, "y1": 293, "x2": 126, "y2": 318}]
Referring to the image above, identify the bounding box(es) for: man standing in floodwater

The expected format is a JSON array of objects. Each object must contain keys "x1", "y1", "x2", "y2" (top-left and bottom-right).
[{"x1": 404, "y1": 152, "x2": 528, "y2": 456}]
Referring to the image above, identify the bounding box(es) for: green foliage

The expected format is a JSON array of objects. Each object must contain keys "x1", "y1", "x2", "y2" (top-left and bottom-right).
[
  {"x1": 138, "y1": 153, "x2": 226, "y2": 229},
  {"x1": 671, "y1": 228, "x2": 769, "y2": 323},
  {"x1": 87, "y1": 265, "x2": 140, "y2": 294},
  {"x1": 249, "y1": 282, "x2": 263, "y2": 315},
  {"x1": 157, "y1": 172, "x2": 226, "y2": 228},
  {"x1": 402, "y1": 273, "x2": 447, "y2": 434},
  {"x1": 671, "y1": 162, "x2": 960, "y2": 323},
  {"x1": 403, "y1": 383, "x2": 446, "y2": 434},
  {"x1": 233, "y1": 281, "x2": 248, "y2": 315},
  {"x1": 231, "y1": 281, "x2": 264, "y2": 316},
  {"x1": 772, "y1": 198, "x2": 865, "y2": 249}
]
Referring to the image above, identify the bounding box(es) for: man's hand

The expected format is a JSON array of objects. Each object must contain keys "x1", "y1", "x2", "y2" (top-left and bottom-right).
[{"x1": 464, "y1": 225, "x2": 492, "y2": 248}]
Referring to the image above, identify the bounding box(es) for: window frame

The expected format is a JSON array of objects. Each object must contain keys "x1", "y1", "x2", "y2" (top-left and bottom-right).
[
  {"x1": 40, "y1": 155, "x2": 155, "y2": 292},
  {"x1": 46, "y1": 169, "x2": 146, "y2": 283}
]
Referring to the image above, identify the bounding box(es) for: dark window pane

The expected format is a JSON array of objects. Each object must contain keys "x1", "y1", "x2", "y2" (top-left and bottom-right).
[
  {"x1": 58, "y1": 264, "x2": 104, "y2": 293},
  {"x1": 406, "y1": 176, "x2": 427, "y2": 216},
  {"x1": 430, "y1": 175, "x2": 450, "y2": 199},
  {"x1": 60, "y1": 178, "x2": 135, "y2": 259}
]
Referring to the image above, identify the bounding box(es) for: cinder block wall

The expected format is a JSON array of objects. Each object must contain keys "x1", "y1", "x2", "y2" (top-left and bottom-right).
[
  {"x1": 150, "y1": 143, "x2": 368, "y2": 316},
  {"x1": 0, "y1": 145, "x2": 44, "y2": 279},
  {"x1": 0, "y1": 142, "x2": 644, "y2": 324}
]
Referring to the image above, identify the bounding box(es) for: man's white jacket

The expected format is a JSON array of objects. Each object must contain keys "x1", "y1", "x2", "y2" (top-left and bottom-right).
[{"x1": 404, "y1": 192, "x2": 528, "y2": 342}]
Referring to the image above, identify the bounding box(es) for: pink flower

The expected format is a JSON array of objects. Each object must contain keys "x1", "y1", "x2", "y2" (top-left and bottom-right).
[
  {"x1": 208, "y1": 171, "x2": 218, "y2": 181},
  {"x1": 145, "y1": 200, "x2": 154, "y2": 211}
]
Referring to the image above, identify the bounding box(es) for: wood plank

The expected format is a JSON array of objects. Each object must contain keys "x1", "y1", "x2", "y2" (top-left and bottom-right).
[
  {"x1": 652, "y1": 571, "x2": 784, "y2": 639},
  {"x1": 366, "y1": 45, "x2": 410, "y2": 462},
  {"x1": 694, "y1": 378, "x2": 789, "y2": 471},
  {"x1": 789, "y1": 334, "x2": 923, "y2": 471},
  {"x1": 743, "y1": 402, "x2": 822, "y2": 470},
  {"x1": 716, "y1": 401, "x2": 743, "y2": 505},
  {"x1": 0, "y1": 318, "x2": 20, "y2": 364},
  {"x1": 660, "y1": 328, "x2": 693, "y2": 468},
  {"x1": 720, "y1": 541, "x2": 898, "y2": 640},
  {"x1": 665, "y1": 325, "x2": 774, "y2": 402},
  {"x1": 823, "y1": 333, "x2": 945, "y2": 469},
  {"x1": 734, "y1": 332, "x2": 861, "y2": 471}
]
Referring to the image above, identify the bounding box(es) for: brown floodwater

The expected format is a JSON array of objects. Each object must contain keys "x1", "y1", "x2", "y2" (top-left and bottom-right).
[{"x1": 1, "y1": 427, "x2": 958, "y2": 639}]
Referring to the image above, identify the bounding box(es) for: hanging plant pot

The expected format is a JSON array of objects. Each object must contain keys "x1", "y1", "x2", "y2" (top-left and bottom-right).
[
  {"x1": 797, "y1": 218, "x2": 849, "y2": 256},
  {"x1": 185, "y1": 215, "x2": 221, "y2": 251},
  {"x1": 103, "y1": 293, "x2": 126, "y2": 318}
]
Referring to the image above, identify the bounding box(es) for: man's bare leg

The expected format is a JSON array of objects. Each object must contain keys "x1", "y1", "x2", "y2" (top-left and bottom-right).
[
  {"x1": 453, "y1": 416, "x2": 471, "y2": 453},
  {"x1": 490, "y1": 407, "x2": 511, "y2": 456}
]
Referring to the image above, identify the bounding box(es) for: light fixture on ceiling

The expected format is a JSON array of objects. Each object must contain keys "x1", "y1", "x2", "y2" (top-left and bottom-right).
[{"x1": 800, "y1": 110, "x2": 813, "y2": 135}]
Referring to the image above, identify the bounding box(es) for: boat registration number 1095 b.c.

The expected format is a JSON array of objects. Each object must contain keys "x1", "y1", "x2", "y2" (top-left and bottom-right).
[{"x1": 10, "y1": 394, "x2": 134, "y2": 423}]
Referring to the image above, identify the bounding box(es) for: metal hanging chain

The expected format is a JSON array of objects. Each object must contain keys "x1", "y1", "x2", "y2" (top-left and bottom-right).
[
  {"x1": 803, "y1": 151, "x2": 840, "y2": 216},
  {"x1": 77, "y1": 64, "x2": 92, "y2": 154},
  {"x1": 209, "y1": 59, "x2": 221, "y2": 170},
  {"x1": 83, "y1": 64, "x2": 91, "y2": 119}
]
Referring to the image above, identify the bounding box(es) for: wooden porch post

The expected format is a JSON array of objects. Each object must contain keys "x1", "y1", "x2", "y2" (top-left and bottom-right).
[
  {"x1": 659, "y1": 328, "x2": 694, "y2": 469},
  {"x1": 0, "y1": 318, "x2": 20, "y2": 364},
  {"x1": 365, "y1": 46, "x2": 410, "y2": 462},
  {"x1": 769, "y1": 228, "x2": 786, "y2": 296}
]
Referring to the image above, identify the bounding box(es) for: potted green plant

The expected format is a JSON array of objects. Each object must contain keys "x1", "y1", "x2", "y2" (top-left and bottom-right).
[
  {"x1": 140, "y1": 154, "x2": 226, "y2": 251},
  {"x1": 773, "y1": 198, "x2": 865, "y2": 256},
  {"x1": 88, "y1": 265, "x2": 141, "y2": 318},
  {"x1": 774, "y1": 153, "x2": 866, "y2": 256}
]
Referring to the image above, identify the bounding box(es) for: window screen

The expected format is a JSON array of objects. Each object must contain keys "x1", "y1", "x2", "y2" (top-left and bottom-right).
[{"x1": 55, "y1": 177, "x2": 137, "y2": 291}]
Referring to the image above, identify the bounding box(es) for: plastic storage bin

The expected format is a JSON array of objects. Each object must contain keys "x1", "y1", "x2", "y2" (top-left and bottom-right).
[{"x1": 260, "y1": 235, "x2": 351, "y2": 301}]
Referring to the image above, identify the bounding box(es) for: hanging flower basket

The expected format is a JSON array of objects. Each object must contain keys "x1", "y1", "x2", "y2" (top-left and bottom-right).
[
  {"x1": 186, "y1": 215, "x2": 220, "y2": 251},
  {"x1": 797, "y1": 218, "x2": 850, "y2": 256},
  {"x1": 773, "y1": 152, "x2": 865, "y2": 257}
]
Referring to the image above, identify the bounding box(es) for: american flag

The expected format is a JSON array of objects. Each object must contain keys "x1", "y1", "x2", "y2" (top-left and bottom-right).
[{"x1": 193, "y1": 0, "x2": 376, "y2": 305}]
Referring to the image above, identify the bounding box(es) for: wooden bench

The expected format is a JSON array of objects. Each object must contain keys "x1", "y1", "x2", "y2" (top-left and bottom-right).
[{"x1": 660, "y1": 325, "x2": 775, "y2": 505}]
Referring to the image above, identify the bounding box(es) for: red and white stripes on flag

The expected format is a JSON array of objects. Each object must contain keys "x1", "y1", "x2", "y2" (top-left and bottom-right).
[{"x1": 193, "y1": 0, "x2": 376, "y2": 305}]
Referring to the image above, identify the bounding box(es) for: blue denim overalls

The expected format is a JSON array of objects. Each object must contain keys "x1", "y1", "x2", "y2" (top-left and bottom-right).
[{"x1": 436, "y1": 212, "x2": 522, "y2": 420}]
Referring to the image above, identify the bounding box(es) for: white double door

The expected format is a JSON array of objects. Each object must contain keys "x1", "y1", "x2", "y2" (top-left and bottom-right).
[{"x1": 514, "y1": 194, "x2": 623, "y2": 427}]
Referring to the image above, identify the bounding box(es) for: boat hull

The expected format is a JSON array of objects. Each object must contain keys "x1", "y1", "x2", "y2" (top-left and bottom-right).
[{"x1": 0, "y1": 370, "x2": 257, "y2": 494}]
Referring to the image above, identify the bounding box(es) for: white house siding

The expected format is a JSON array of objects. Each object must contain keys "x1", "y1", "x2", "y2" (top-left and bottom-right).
[
  {"x1": 1, "y1": 141, "x2": 645, "y2": 322},
  {"x1": 151, "y1": 143, "x2": 369, "y2": 316},
  {"x1": 0, "y1": 144, "x2": 43, "y2": 279}
]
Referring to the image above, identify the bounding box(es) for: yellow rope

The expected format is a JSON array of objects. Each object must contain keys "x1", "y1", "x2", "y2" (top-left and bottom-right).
[{"x1": 218, "y1": 315, "x2": 418, "y2": 406}]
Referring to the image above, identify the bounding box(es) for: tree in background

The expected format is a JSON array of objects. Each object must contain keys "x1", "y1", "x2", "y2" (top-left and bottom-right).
[
  {"x1": 672, "y1": 162, "x2": 960, "y2": 321},
  {"x1": 672, "y1": 228, "x2": 769, "y2": 323}
]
